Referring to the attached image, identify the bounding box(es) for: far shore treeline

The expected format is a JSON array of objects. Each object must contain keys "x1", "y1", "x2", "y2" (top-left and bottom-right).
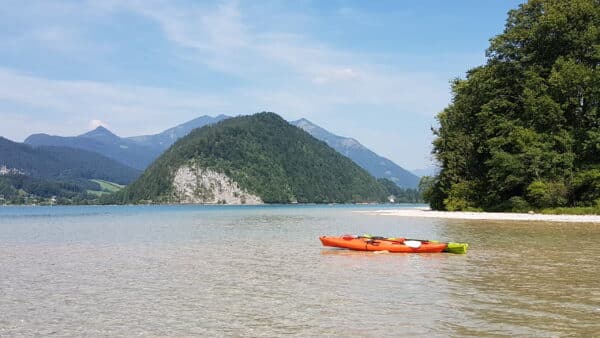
[{"x1": 421, "y1": 0, "x2": 600, "y2": 214}]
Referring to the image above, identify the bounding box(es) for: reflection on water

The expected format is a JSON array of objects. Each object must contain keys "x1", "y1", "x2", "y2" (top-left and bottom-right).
[{"x1": 0, "y1": 205, "x2": 598, "y2": 336}]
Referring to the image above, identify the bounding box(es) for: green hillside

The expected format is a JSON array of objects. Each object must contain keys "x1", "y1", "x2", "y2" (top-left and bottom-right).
[
  {"x1": 0, "y1": 137, "x2": 141, "y2": 184},
  {"x1": 0, "y1": 137, "x2": 139, "y2": 204},
  {"x1": 110, "y1": 112, "x2": 389, "y2": 204},
  {"x1": 0, "y1": 175, "x2": 90, "y2": 204},
  {"x1": 0, "y1": 175, "x2": 126, "y2": 205},
  {"x1": 425, "y1": 0, "x2": 600, "y2": 212},
  {"x1": 91, "y1": 179, "x2": 124, "y2": 192},
  {"x1": 87, "y1": 179, "x2": 125, "y2": 196}
]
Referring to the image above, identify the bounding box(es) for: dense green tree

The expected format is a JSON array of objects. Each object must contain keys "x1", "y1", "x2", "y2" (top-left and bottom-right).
[{"x1": 430, "y1": 0, "x2": 600, "y2": 211}]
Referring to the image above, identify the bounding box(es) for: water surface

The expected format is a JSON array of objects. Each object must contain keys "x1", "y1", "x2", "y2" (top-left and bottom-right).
[{"x1": 1, "y1": 205, "x2": 598, "y2": 336}]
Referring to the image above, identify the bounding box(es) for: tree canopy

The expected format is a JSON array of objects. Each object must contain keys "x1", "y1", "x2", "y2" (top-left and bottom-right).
[{"x1": 428, "y1": 0, "x2": 600, "y2": 211}]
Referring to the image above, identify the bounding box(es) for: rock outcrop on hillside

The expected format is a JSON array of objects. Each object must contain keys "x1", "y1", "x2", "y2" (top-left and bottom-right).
[{"x1": 172, "y1": 165, "x2": 262, "y2": 204}]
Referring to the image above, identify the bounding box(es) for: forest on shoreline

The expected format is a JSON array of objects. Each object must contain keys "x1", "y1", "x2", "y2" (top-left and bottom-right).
[{"x1": 422, "y1": 0, "x2": 600, "y2": 215}]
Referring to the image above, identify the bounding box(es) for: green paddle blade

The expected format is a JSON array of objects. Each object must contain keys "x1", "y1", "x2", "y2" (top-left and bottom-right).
[{"x1": 444, "y1": 242, "x2": 469, "y2": 254}]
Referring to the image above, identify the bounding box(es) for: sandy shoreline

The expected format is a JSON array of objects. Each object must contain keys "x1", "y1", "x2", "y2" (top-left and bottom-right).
[{"x1": 356, "y1": 208, "x2": 600, "y2": 223}]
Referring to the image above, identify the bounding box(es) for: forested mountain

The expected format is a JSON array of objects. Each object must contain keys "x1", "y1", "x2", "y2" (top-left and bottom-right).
[
  {"x1": 0, "y1": 137, "x2": 140, "y2": 184},
  {"x1": 0, "y1": 137, "x2": 140, "y2": 204},
  {"x1": 377, "y1": 178, "x2": 421, "y2": 203},
  {"x1": 110, "y1": 113, "x2": 389, "y2": 204},
  {"x1": 426, "y1": 0, "x2": 600, "y2": 212},
  {"x1": 291, "y1": 118, "x2": 420, "y2": 188},
  {"x1": 24, "y1": 115, "x2": 417, "y2": 189}
]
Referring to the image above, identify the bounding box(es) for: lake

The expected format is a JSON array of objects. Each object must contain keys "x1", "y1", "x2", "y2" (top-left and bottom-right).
[{"x1": 1, "y1": 204, "x2": 598, "y2": 336}]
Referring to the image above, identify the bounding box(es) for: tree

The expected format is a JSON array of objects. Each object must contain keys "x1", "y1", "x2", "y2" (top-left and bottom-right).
[{"x1": 430, "y1": 0, "x2": 600, "y2": 211}]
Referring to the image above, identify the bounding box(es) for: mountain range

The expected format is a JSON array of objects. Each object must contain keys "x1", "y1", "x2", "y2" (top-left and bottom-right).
[
  {"x1": 0, "y1": 137, "x2": 141, "y2": 203},
  {"x1": 24, "y1": 115, "x2": 229, "y2": 170},
  {"x1": 25, "y1": 127, "x2": 157, "y2": 170},
  {"x1": 126, "y1": 114, "x2": 230, "y2": 151},
  {"x1": 23, "y1": 114, "x2": 419, "y2": 188},
  {"x1": 111, "y1": 113, "x2": 389, "y2": 204},
  {"x1": 0, "y1": 137, "x2": 140, "y2": 184}
]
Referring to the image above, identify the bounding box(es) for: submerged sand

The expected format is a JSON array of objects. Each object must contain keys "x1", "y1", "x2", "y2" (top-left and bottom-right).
[{"x1": 356, "y1": 208, "x2": 600, "y2": 223}]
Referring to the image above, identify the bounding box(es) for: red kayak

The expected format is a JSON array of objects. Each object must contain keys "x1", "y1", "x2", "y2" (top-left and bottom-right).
[{"x1": 319, "y1": 235, "x2": 449, "y2": 253}]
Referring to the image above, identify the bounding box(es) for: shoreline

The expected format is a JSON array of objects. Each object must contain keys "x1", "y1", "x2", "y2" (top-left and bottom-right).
[{"x1": 356, "y1": 208, "x2": 600, "y2": 223}]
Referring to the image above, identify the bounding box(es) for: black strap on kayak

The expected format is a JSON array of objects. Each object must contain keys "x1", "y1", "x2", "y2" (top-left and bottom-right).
[
  {"x1": 363, "y1": 238, "x2": 381, "y2": 250},
  {"x1": 359, "y1": 236, "x2": 386, "y2": 240},
  {"x1": 358, "y1": 235, "x2": 431, "y2": 244},
  {"x1": 359, "y1": 236, "x2": 403, "y2": 244}
]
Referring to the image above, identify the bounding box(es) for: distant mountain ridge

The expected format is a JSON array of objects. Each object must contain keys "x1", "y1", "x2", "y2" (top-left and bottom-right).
[
  {"x1": 24, "y1": 115, "x2": 228, "y2": 170},
  {"x1": 0, "y1": 137, "x2": 140, "y2": 203},
  {"x1": 25, "y1": 127, "x2": 157, "y2": 170},
  {"x1": 291, "y1": 118, "x2": 419, "y2": 188},
  {"x1": 23, "y1": 114, "x2": 418, "y2": 188},
  {"x1": 0, "y1": 137, "x2": 140, "y2": 184},
  {"x1": 80, "y1": 125, "x2": 122, "y2": 142},
  {"x1": 126, "y1": 114, "x2": 230, "y2": 151}
]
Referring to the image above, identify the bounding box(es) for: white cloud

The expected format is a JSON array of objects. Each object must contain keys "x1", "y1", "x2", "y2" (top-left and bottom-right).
[
  {"x1": 88, "y1": 119, "x2": 108, "y2": 130},
  {"x1": 0, "y1": 67, "x2": 232, "y2": 137}
]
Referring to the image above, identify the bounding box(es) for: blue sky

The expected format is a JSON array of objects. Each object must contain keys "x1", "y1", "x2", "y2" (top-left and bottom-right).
[{"x1": 0, "y1": 0, "x2": 524, "y2": 170}]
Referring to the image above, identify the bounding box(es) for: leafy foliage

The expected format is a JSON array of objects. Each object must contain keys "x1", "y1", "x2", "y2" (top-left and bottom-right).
[
  {"x1": 111, "y1": 113, "x2": 389, "y2": 204},
  {"x1": 430, "y1": 0, "x2": 600, "y2": 211},
  {"x1": 526, "y1": 180, "x2": 569, "y2": 208}
]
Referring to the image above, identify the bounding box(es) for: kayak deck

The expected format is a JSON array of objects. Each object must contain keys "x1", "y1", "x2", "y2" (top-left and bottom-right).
[{"x1": 319, "y1": 236, "x2": 448, "y2": 253}]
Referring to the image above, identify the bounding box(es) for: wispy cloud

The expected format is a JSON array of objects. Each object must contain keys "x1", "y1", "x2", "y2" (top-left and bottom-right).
[
  {"x1": 1, "y1": 1, "x2": 112, "y2": 54},
  {"x1": 0, "y1": 0, "x2": 463, "y2": 167},
  {"x1": 0, "y1": 67, "x2": 231, "y2": 136},
  {"x1": 117, "y1": 0, "x2": 450, "y2": 114}
]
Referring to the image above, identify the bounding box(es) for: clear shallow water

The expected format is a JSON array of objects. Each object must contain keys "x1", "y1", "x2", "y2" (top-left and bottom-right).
[{"x1": 1, "y1": 204, "x2": 599, "y2": 336}]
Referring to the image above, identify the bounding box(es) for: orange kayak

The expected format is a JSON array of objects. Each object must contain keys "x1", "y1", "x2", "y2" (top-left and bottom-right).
[{"x1": 319, "y1": 235, "x2": 448, "y2": 253}]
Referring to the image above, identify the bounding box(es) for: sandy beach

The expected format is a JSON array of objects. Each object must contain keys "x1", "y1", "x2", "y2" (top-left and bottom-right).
[{"x1": 357, "y1": 208, "x2": 600, "y2": 223}]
